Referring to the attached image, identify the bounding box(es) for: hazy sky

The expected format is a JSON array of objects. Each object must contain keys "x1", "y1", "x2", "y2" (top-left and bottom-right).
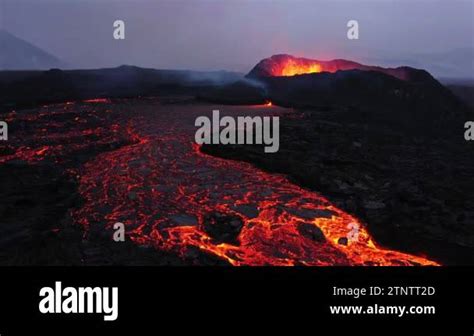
[{"x1": 1, "y1": 0, "x2": 473, "y2": 75}]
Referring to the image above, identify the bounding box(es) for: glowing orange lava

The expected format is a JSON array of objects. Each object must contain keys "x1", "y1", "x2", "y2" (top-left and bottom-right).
[
  {"x1": 1, "y1": 99, "x2": 439, "y2": 266},
  {"x1": 83, "y1": 98, "x2": 110, "y2": 104},
  {"x1": 279, "y1": 60, "x2": 322, "y2": 76},
  {"x1": 249, "y1": 54, "x2": 413, "y2": 81}
]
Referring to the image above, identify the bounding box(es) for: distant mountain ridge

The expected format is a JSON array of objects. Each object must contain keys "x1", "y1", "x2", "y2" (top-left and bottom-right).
[
  {"x1": 0, "y1": 30, "x2": 65, "y2": 70},
  {"x1": 0, "y1": 65, "x2": 243, "y2": 111}
]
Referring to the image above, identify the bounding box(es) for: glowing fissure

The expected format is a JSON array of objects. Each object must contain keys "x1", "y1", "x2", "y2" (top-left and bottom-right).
[{"x1": 1, "y1": 99, "x2": 438, "y2": 266}]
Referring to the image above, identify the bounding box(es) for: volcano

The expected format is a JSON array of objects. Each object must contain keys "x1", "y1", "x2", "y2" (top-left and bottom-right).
[
  {"x1": 0, "y1": 30, "x2": 65, "y2": 70},
  {"x1": 247, "y1": 54, "x2": 434, "y2": 83},
  {"x1": 201, "y1": 54, "x2": 467, "y2": 126}
]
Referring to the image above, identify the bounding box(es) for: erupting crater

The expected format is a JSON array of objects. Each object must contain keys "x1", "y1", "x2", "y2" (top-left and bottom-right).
[{"x1": 247, "y1": 54, "x2": 421, "y2": 81}]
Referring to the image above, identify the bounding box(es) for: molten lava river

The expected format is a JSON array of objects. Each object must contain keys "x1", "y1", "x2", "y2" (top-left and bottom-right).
[{"x1": 2, "y1": 98, "x2": 438, "y2": 266}]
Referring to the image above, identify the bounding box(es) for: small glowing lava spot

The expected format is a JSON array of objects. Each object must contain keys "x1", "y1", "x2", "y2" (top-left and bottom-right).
[
  {"x1": 35, "y1": 147, "x2": 49, "y2": 156},
  {"x1": 83, "y1": 98, "x2": 110, "y2": 104},
  {"x1": 265, "y1": 101, "x2": 272, "y2": 107}
]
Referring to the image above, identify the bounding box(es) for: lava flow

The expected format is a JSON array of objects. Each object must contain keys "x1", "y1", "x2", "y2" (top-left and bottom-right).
[{"x1": 1, "y1": 98, "x2": 438, "y2": 266}]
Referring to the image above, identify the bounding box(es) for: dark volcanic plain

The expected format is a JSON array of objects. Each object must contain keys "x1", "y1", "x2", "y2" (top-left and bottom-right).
[{"x1": 0, "y1": 65, "x2": 473, "y2": 265}]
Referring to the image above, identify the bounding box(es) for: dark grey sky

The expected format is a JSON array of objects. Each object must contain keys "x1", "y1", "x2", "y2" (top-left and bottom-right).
[{"x1": 1, "y1": 0, "x2": 473, "y2": 76}]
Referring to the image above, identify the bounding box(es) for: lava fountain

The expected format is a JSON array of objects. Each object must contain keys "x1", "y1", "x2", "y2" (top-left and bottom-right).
[{"x1": 278, "y1": 59, "x2": 322, "y2": 76}]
